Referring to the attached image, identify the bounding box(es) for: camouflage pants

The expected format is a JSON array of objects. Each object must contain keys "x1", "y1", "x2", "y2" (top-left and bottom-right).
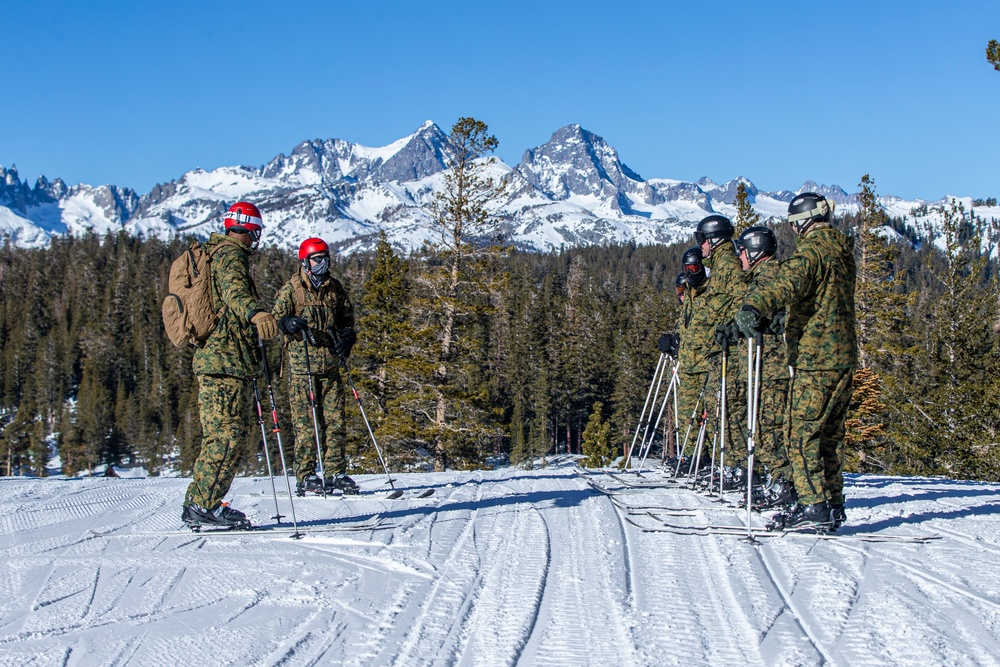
[
  {"x1": 288, "y1": 370, "x2": 347, "y2": 481},
  {"x1": 718, "y1": 352, "x2": 748, "y2": 469},
  {"x1": 185, "y1": 375, "x2": 252, "y2": 510},
  {"x1": 676, "y1": 371, "x2": 710, "y2": 460},
  {"x1": 755, "y1": 378, "x2": 790, "y2": 479},
  {"x1": 786, "y1": 368, "x2": 854, "y2": 506},
  {"x1": 677, "y1": 364, "x2": 746, "y2": 467}
]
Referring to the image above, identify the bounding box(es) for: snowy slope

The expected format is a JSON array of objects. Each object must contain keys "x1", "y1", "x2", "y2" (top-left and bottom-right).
[{"x1": 2, "y1": 460, "x2": 999, "y2": 665}]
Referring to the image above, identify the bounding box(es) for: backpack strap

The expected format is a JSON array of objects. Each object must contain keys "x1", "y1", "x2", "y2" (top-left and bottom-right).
[{"x1": 290, "y1": 272, "x2": 330, "y2": 316}]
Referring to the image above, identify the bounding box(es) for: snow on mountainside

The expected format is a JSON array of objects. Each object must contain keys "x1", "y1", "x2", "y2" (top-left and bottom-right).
[
  {"x1": 3, "y1": 122, "x2": 999, "y2": 253},
  {"x1": 3, "y1": 461, "x2": 1000, "y2": 664}
]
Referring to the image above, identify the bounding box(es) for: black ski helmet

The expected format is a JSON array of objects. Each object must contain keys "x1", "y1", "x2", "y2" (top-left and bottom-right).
[
  {"x1": 694, "y1": 215, "x2": 734, "y2": 249},
  {"x1": 787, "y1": 192, "x2": 835, "y2": 235},
  {"x1": 675, "y1": 271, "x2": 690, "y2": 301},
  {"x1": 737, "y1": 226, "x2": 777, "y2": 267},
  {"x1": 681, "y1": 247, "x2": 707, "y2": 287}
]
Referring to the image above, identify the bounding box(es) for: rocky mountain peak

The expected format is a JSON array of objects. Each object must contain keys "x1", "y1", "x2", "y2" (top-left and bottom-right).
[{"x1": 516, "y1": 125, "x2": 643, "y2": 202}]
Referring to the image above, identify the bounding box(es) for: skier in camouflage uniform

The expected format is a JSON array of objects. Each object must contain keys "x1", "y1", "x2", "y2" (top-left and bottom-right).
[
  {"x1": 737, "y1": 193, "x2": 857, "y2": 531},
  {"x1": 733, "y1": 226, "x2": 795, "y2": 508},
  {"x1": 183, "y1": 201, "x2": 279, "y2": 528},
  {"x1": 272, "y1": 237, "x2": 359, "y2": 496},
  {"x1": 693, "y1": 215, "x2": 749, "y2": 479},
  {"x1": 674, "y1": 248, "x2": 711, "y2": 463}
]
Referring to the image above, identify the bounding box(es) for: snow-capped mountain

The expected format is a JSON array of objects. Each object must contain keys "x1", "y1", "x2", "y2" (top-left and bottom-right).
[{"x1": 2, "y1": 122, "x2": 998, "y2": 252}]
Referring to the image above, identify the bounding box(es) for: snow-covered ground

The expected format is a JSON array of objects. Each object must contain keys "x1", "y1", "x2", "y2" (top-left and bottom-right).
[{"x1": 2, "y1": 459, "x2": 999, "y2": 666}]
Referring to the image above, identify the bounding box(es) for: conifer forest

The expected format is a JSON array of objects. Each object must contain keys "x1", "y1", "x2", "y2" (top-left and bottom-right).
[{"x1": 1, "y1": 181, "x2": 999, "y2": 483}]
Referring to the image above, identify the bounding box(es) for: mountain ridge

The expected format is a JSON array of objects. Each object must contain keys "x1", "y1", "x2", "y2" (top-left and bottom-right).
[{"x1": 2, "y1": 123, "x2": 997, "y2": 252}]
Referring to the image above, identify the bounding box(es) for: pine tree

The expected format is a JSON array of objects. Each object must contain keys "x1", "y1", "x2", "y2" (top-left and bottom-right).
[
  {"x1": 411, "y1": 117, "x2": 510, "y2": 471},
  {"x1": 892, "y1": 200, "x2": 1000, "y2": 479},
  {"x1": 987, "y1": 39, "x2": 1000, "y2": 71},
  {"x1": 352, "y1": 231, "x2": 431, "y2": 470},
  {"x1": 845, "y1": 174, "x2": 911, "y2": 472},
  {"x1": 733, "y1": 180, "x2": 761, "y2": 235},
  {"x1": 581, "y1": 401, "x2": 613, "y2": 468}
]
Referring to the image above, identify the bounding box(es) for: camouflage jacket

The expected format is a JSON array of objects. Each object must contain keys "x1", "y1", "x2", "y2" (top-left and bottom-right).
[
  {"x1": 192, "y1": 233, "x2": 266, "y2": 378},
  {"x1": 743, "y1": 259, "x2": 789, "y2": 381},
  {"x1": 678, "y1": 244, "x2": 748, "y2": 372},
  {"x1": 745, "y1": 225, "x2": 857, "y2": 370},
  {"x1": 677, "y1": 282, "x2": 708, "y2": 372},
  {"x1": 272, "y1": 268, "x2": 355, "y2": 375},
  {"x1": 704, "y1": 241, "x2": 745, "y2": 305}
]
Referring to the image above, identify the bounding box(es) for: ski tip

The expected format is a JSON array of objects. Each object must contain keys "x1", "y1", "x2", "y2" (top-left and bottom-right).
[
  {"x1": 417, "y1": 489, "x2": 435, "y2": 498},
  {"x1": 387, "y1": 490, "x2": 404, "y2": 500}
]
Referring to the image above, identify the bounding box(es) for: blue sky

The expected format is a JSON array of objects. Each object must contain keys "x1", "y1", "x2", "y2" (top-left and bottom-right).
[{"x1": 3, "y1": 1, "x2": 999, "y2": 200}]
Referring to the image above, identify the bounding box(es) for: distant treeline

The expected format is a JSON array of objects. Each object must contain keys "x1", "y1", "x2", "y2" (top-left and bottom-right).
[{"x1": 1, "y1": 205, "x2": 998, "y2": 480}]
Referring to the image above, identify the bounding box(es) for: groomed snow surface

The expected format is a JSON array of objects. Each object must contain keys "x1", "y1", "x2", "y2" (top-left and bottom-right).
[{"x1": 2, "y1": 459, "x2": 999, "y2": 666}]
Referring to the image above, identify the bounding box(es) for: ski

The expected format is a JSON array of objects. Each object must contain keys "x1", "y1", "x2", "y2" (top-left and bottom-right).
[
  {"x1": 92, "y1": 514, "x2": 386, "y2": 538},
  {"x1": 610, "y1": 495, "x2": 742, "y2": 515},
  {"x1": 623, "y1": 515, "x2": 941, "y2": 544},
  {"x1": 604, "y1": 471, "x2": 689, "y2": 488},
  {"x1": 384, "y1": 488, "x2": 435, "y2": 499},
  {"x1": 297, "y1": 488, "x2": 435, "y2": 500}
]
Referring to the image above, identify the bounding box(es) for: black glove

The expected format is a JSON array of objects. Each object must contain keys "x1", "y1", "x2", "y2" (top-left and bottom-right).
[
  {"x1": 735, "y1": 305, "x2": 763, "y2": 338},
  {"x1": 767, "y1": 310, "x2": 786, "y2": 336},
  {"x1": 715, "y1": 323, "x2": 740, "y2": 347},
  {"x1": 658, "y1": 333, "x2": 674, "y2": 354},
  {"x1": 668, "y1": 333, "x2": 680, "y2": 358},
  {"x1": 279, "y1": 315, "x2": 308, "y2": 337},
  {"x1": 330, "y1": 327, "x2": 357, "y2": 361},
  {"x1": 301, "y1": 327, "x2": 318, "y2": 347},
  {"x1": 311, "y1": 329, "x2": 335, "y2": 349}
]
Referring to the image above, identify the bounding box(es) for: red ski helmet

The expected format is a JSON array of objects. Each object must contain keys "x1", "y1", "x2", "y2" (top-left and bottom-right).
[
  {"x1": 223, "y1": 202, "x2": 264, "y2": 243},
  {"x1": 298, "y1": 237, "x2": 330, "y2": 260}
]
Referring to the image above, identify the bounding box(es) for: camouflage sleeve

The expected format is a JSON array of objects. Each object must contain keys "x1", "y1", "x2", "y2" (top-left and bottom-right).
[
  {"x1": 212, "y1": 244, "x2": 265, "y2": 323},
  {"x1": 745, "y1": 246, "x2": 818, "y2": 318},
  {"x1": 715, "y1": 248, "x2": 745, "y2": 300},
  {"x1": 271, "y1": 280, "x2": 295, "y2": 321}
]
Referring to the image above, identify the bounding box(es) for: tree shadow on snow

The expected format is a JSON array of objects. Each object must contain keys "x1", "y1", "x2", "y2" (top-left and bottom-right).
[
  {"x1": 838, "y1": 500, "x2": 1000, "y2": 536},
  {"x1": 845, "y1": 486, "x2": 1000, "y2": 510}
]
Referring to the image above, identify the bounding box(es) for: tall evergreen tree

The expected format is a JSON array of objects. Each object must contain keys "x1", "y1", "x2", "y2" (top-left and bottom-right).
[
  {"x1": 733, "y1": 180, "x2": 761, "y2": 235},
  {"x1": 411, "y1": 117, "x2": 510, "y2": 470},
  {"x1": 892, "y1": 201, "x2": 1000, "y2": 478},
  {"x1": 845, "y1": 174, "x2": 911, "y2": 471}
]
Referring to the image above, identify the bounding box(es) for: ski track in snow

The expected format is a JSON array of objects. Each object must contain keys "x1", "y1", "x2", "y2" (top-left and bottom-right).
[{"x1": 1, "y1": 467, "x2": 999, "y2": 665}]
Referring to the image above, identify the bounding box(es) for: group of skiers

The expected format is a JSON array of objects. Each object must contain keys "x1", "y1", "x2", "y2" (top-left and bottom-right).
[
  {"x1": 180, "y1": 202, "x2": 360, "y2": 530},
  {"x1": 177, "y1": 192, "x2": 856, "y2": 534},
  {"x1": 670, "y1": 192, "x2": 857, "y2": 532}
]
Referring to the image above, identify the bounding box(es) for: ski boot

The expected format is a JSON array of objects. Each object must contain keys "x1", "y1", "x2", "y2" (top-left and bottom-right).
[
  {"x1": 767, "y1": 501, "x2": 832, "y2": 533},
  {"x1": 296, "y1": 473, "x2": 326, "y2": 497},
  {"x1": 325, "y1": 473, "x2": 360, "y2": 495},
  {"x1": 830, "y1": 502, "x2": 847, "y2": 531},
  {"x1": 755, "y1": 476, "x2": 797, "y2": 511},
  {"x1": 182, "y1": 502, "x2": 252, "y2": 531}
]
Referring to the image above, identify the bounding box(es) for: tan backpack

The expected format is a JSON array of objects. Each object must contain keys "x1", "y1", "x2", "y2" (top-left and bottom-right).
[{"x1": 162, "y1": 242, "x2": 222, "y2": 347}]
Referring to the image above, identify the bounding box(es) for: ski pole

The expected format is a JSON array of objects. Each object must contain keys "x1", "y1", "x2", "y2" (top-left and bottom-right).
[
  {"x1": 624, "y1": 352, "x2": 667, "y2": 471},
  {"x1": 258, "y1": 333, "x2": 302, "y2": 538},
  {"x1": 632, "y1": 353, "x2": 669, "y2": 473},
  {"x1": 687, "y1": 406, "x2": 710, "y2": 483},
  {"x1": 718, "y1": 333, "x2": 729, "y2": 497},
  {"x1": 637, "y1": 361, "x2": 678, "y2": 473},
  {"x1": 332, "y1": 330, "x2": 395, "y2": 489},
  {"x1": 251, "y1": 377, "x2": 284, "y2": 522},
  {"x1": 674, "y1": 372, "x2": 710, "y2": 478},
  {"x1": 745, "y1": 330, "x2": 764, "y2": 540},
  {"x1": 302, "y1": 334, "x2": 327, "y2": 497}
]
